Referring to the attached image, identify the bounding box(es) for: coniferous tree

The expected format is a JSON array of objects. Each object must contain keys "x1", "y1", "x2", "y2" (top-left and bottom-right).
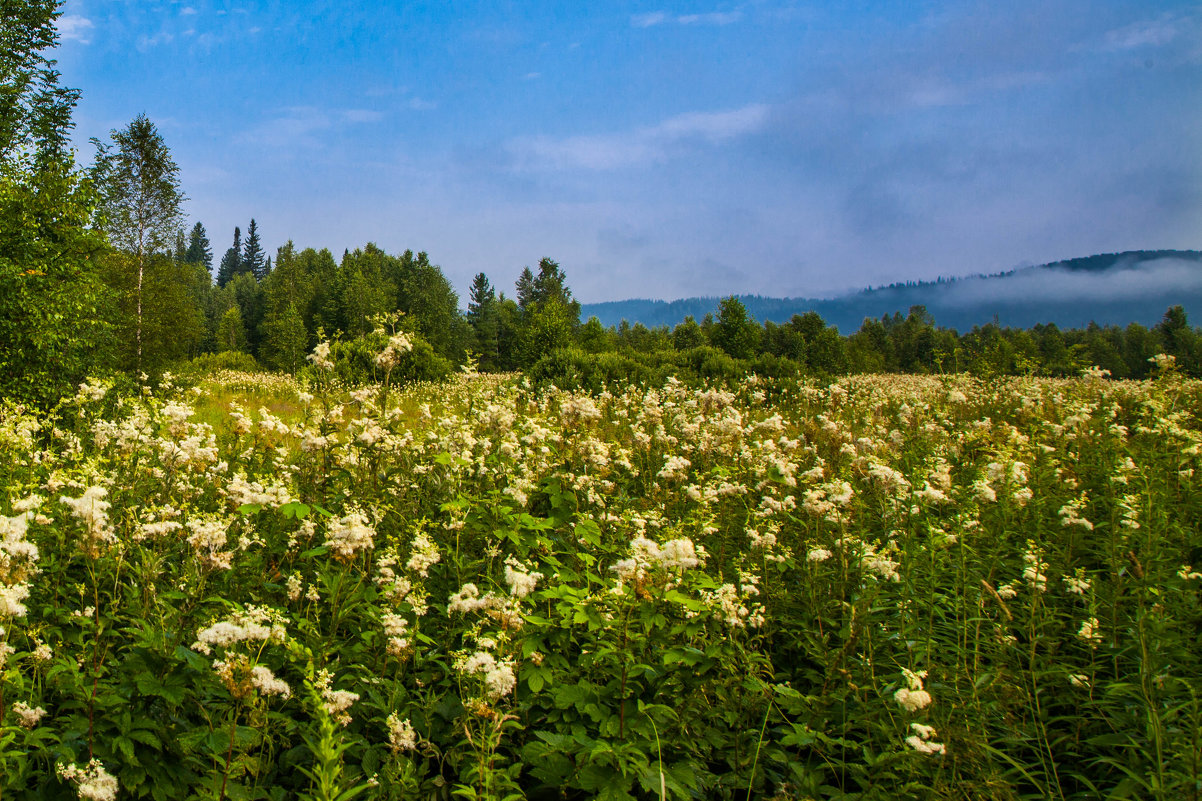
[
  {"x1": 216, "y1": 226, "x2": 242, "y2": 287},
  {"x1": 467, "y1": 272, "x2": 499, "y2": 368},
  {"x1": 185, "y1": 222, "x2": 213, "y2": 272},
  {"x1": 243, "y1": 218, "x2": 266, "y2": 280},
  {"x1": 515, "y1": 266, "x2": 535, "y2": 311}
]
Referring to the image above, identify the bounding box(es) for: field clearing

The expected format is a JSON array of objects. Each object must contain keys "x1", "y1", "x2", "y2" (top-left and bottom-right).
[{"x1": 1, "y1": 368, "x2": 1200, "y2": 800}]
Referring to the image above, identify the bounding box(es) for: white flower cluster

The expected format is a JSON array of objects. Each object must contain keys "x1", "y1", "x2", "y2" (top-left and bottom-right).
[
  {"x1": 12, "y1": 700, "x2": 47, "y2": 728},
  {"x1": 375, "y1": 332, "x2": 413, "y2": 370},
  {"x1": 387, "y1": 712, "x2": 417, "y2": 752},
  {"x1": 59, "y1": 486, "x2": 115, "y2": 554},
  {"x1": 382, "y1": 612, "x2": 411, "y2": 656},
  {"x1": 325, "y1": 508, "x2": 376, "y2": 559},
  {"x1": 405, "y1": 532, "x2": 440, "y2": 577},
  {"x1": 905, "y1": 722, "x2": 946, "y2": 755},
  {"x1": 503, "y1": 557, "x2": 544, "y2": 599},
  {"x1": 57, "y1": 759, "x2": 119, "y2": 801},
  {"x1": 894, "y1": 668, "x2": 933, "y2": 712},
  {"x1": 456, "y1": 650, "x2": 517, "y2": 701},
  {"x1": 703, "y1": 579, "x2": 765, "y2": 629},
  {"x1": 1, "y1": 505, "x2": 40, "y2": 619},
  {"x1": 225, "y1": 472, "x2": 293, "y2": 508},
  {"x1": 611, "y1": 536, "x2": 704, "y2": 586},
  {"x1": 186, "y1": 516, "x2": 233, "y2": 570},
  {"x1": 250, "y1": 665, "x2": 292, "y2": 699},
  {"x1": 1077, "y1": 617, "x2": 1102, "y2": 646},
  {"x1": 657, "y1": 455, "x2": 691, "y2": 481},
  {"x1": 1063, "y1": 569, "x2": 1091, "y2": 595},
  {"x1": 1058, "y1": 497, "x2": 1094, "y2": 531},
  {"x1": 315, "y1": 669, "x2": 360, "y2": 726},
  {"x1": 1022, "y1": 543, "x2": 1048, "y2": 593},
  {"x1": 447, "y1": 581, "x2": 528, "y2": 628},
  {"x1": 307, "y1": 341, "x2": 334, "y2": 370},
  {"x1": 192, "y1": 605, "x2": 288, "y2": 656}
]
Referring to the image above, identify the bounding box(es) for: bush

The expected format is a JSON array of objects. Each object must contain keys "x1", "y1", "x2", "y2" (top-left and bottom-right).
[{"x1": 171, "y1": 350, "x2": 263, "y2": 383}]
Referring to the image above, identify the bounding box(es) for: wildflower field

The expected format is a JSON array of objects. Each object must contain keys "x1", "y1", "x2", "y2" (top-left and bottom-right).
[{"x1": 1, "y1": 364, "x2": 1200, "y2": 800}]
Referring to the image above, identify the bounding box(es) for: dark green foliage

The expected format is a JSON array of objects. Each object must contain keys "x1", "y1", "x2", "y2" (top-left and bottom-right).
[
  {"x1": 0, "y1": 163, "x2": 111, "y2": 404},
  {"x1": 184, "y1": 221, "x2": 212, "y2": 271},
  {"x1": 215, "y1": 226, "x2": 241, "y2": 288},
  {"x1": 0, "y1": 4, "x2": 111, "y2": 405},
  {"x1": 0, "y1": 0, "x2": 80, "y2": 167},
  {"x1": 530, "y1": 344, "x2": 802, "y2": 392},
  {"x1": 243, "y1": 217, "x2": 267, "y2": 281},
  {"x1": 467, "y1": 272, "x2": 500, "y2": 368},
  {"x1": 711, "y1": 296, "x2": 760, "y2": 360},
  {"x1": 389, "y1": 249, "x2": 466, "y2": 362}
]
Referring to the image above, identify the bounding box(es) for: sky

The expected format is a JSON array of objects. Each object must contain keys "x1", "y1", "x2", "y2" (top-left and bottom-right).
[{"x1": 55, "y1": 0, "x2": 1202, "y2": 304}]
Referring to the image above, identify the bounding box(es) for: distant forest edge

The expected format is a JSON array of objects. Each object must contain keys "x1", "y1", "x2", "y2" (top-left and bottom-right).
[{"x1": 581, "y1": 250, "x2": 1202, "y2": 332}]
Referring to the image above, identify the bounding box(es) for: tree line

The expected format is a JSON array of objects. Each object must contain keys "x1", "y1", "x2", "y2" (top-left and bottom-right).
[{"x1": 0, "y1": 5, "x2": 1197, "y2": 407}]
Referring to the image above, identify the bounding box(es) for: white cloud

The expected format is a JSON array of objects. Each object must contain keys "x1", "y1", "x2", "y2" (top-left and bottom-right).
[
  {"x1": 1103, "y1": 15, "x2": 1181, "y2": 50},
  {"x1": 408, "y1": 97, "x2": 437, "y2": 111},
  {"x1": 678, "y1": 12, "x2": 742, "y2": 26},
  {"x1": 632, "y1": 12, "x2": 669, "y2": 28},
  {"x1": 57, "y1": 14, "x2": 94, "y2": 44},
  {"x1": 508, "y1": 103, "x2": 769, "y2": 171},
  {"x1": 632, "y1": 10, "x2": 743, "y2": 28},
  {"x1": 181, "y1": 6, "x2": 198, "y2": 15}
]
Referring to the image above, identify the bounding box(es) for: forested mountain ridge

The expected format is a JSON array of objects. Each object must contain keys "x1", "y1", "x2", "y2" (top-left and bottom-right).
[{"x1": 582, "y1": 250, "x2": 1202, "y2": 332}]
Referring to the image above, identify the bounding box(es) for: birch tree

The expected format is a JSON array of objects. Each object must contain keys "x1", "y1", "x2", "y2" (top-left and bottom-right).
[{"x1": 91, "y1": 114, "x2": 185, "y2": 371}]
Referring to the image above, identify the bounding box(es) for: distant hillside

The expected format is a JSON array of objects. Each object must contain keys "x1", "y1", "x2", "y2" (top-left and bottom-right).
[{"x1": 581, "y1": 250, "x2": 1202, "y2": 332}]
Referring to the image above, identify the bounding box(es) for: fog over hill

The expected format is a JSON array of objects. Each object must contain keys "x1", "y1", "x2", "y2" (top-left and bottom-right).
[{"x1": 581, "y1": 251, "x2": 1202, "y2": 333}]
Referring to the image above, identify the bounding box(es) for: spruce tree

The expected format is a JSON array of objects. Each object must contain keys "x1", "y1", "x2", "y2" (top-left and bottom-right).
[
  {"x1": 467, "y1": 272, "x2": 499, "y2": 368},
  {"x1": 243, "y1": 218, "x2": 266, "y2": 280},
  {"x1": 216, "y1": 226, "x2": 241, "y2": 287},
  {"x1": 185, "y1": 222, "x2": 213, "y2": 272}
]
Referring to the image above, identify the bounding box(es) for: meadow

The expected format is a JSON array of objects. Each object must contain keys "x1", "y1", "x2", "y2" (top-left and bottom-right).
[{"x1": 1, "y1": 353, "x2": 1200, "y2": 800}]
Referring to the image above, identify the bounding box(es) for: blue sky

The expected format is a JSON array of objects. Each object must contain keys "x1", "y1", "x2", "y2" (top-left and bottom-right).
[{"x1": 56, "y1": 0, "x2": 1201, "y2": 303}]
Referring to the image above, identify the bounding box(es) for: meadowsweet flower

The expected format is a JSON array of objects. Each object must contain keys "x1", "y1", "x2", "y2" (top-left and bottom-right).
[
  {"x1": 895, "y1": 669, "x2": 933, "y2": 712},
  {"x1": 503, "y1": 557, "x2": 544, "y2": 599},
  {"x1": 1058, "y1": 497, "x2": 1094, "y2": 530},
  {"x1": 57, "y1": 759, "x2": 119, "y2": 801},
  {"x1": 1022, "y1": 543, "x2": 1048, "y2": 593},
  {"x1": 12, "y1": 701, "x2": 47, "y2": 728},
  {"x1": 905, "y1": 721, "x2": 946, "y2": 755},
  {"x1": 807, "y1": 548, "x2": 833, "y2": 563},
  {"x1": 250, "y1": 665, "x2": 292, "y2": 698},
  {"x1": 387, "y1": 713, "x2": 417, "y2": 752},
  {"x1": 658, "y1": 455, "x2": 691, "y2": 481},
  {"x1": 59, "y1": 486, "x2": 115, "y2": 554},
  {"x1": 314, "y1": 669, "x2": 359, "y2": 726},
  {"x1": 1077, "y1": 617, "x2": 1102, "y2": 645},
  {"x1": 382, "y1": 612, "x2": 411, "y2": 655},
  {"x1": 325, "y1": 508, "x2": 376, "y2": 559},
  {"x1": 186, "y1": 516, "x2": 233, "y2": 570},
  {"x1": 375, "y1": 332, "x2": 413, "y2": 369},
  {"x1": 193, "y1": 605, "x2": 287, "y2": 655},
  {"x1": 307, "y1": 341, "x2": 334, "y2": 370},
  {"x1": 405, "y1": 532, "x2": 440, "y2": 577},
  {"x1": 1063, "y1": 569, "x2": 1091, "y2": 595}
]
